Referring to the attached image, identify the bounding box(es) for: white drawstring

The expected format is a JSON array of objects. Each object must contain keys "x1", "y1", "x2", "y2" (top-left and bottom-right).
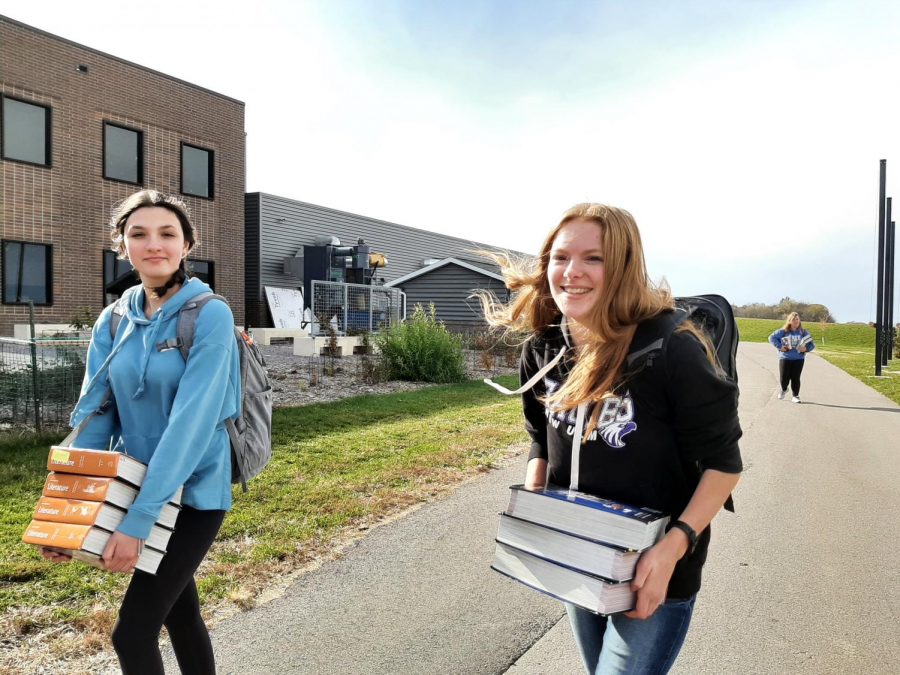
[
  {"x1": 483, "y1": 317, "x2": 586, "y2": 490},
  {"x1": 482, "y1": 347, "x2": 567, "y2": 396},
  {"x1": 569, "y1": 401, "x2": 587, "y2": 491}
]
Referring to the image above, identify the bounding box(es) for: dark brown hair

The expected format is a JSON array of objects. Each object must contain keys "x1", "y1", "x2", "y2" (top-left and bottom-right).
[{"x1": 110, "y1": 190, "x2": 196, "y2": 297}]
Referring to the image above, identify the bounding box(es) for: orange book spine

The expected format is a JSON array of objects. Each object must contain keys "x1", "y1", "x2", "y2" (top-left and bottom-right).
[
  {"x1": 21, "y1": 519, "x2": 91, "y2": 549},
  {"x1": 42, "y1": 473, "x2": 113, "y2": 501},
  {"x1": 47, "y1": 447, "x2": 123, "y2": 477},
  {"x1": 33, "y1": 497, "x2": 103, "y2": 526}
]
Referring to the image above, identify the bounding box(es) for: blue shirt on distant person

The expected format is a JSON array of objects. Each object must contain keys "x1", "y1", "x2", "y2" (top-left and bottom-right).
[{"x1": 768, "y1": 327, "x2": 815, "y2": 360}]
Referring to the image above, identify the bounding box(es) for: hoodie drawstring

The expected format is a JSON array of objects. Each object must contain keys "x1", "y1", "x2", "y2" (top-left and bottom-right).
[{"x1": 483, "y1": 317, "x2": 588, "y2": 490}]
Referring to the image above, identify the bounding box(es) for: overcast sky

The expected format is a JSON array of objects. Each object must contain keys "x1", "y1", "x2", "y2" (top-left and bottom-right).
[{"x1": 6, "y1": 0, "x2": 900, "y2": 322}]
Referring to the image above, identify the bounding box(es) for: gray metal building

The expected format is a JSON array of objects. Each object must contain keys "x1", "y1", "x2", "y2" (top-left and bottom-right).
[
  {"x1": 385, "y1": 258, "x2": 509, "y2": 332},
  {"x1": 245, "y1": 193, "x2": 520, "y2": 331}
]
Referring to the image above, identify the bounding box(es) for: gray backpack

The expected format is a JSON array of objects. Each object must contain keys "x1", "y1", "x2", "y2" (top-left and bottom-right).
[{"x1": 110, "y1": 291, "x2": 273, "y2": 491}]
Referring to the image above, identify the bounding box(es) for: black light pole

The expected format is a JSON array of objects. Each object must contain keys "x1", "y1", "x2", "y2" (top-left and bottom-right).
[
  {"x1": 882, "y1": 197, "x2": 892, "y2": 366},
  {"x1": 889, "y1": 219, "x2": 896, "y2": 361},
  {"x1": 875, "y1": 160, "x2": 886, "y2": 375}
]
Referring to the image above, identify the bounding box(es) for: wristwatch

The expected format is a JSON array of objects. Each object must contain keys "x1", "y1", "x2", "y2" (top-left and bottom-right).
[{"x1": 666, "y1": 519, "x2": 699, "y2": 556}]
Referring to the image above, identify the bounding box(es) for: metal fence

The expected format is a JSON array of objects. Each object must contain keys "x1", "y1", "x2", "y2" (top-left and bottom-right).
[
  {"x1": 0, "y1": 337, "x2": 89, "y2": 431},
  {"x1": 309, "y1": 280, "x2": 405, "y2": 335}
]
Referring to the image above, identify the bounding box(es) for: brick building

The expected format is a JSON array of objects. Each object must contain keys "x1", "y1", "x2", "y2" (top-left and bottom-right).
[{"x1": 0, "y1": 16, "x2": 245, "y2": 336}]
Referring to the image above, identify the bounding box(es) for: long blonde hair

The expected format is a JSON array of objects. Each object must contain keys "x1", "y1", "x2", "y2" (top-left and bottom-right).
[
  {"x1": 478, "y1": 203, "x2": 674, "y2": 433},
  {"x1": 782, "y1": 312, "x2": 802, "y2": 331}
]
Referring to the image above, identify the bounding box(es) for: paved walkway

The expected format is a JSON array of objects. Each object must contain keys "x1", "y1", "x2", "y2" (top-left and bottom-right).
[{"x1": 166, "y1": 343, "x2": 900, "y2": 674}]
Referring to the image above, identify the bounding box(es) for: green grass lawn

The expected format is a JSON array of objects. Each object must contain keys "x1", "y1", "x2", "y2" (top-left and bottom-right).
[
  {"x1": 0, "y1": 376, "x2": 524, "y2": 648},
  {"x1": 736, "y1": 318, "x2": 900, "y2": 404}
]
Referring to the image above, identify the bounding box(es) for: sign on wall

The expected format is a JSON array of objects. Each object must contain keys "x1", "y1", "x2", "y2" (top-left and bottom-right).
[{"x1": 264, "y1": 286, "x2": 308, "y2": 331}]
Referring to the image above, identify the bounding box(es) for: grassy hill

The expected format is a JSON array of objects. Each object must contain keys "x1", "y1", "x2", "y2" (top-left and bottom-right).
[
  {"x1": 736, "y1": 317, "x2": 899, "y2": 404},
  {"x1": 736, "y1": 317, "x2": 876, "y2": 348}
]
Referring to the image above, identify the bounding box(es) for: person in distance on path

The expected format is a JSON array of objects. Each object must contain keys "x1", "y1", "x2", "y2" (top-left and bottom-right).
[
  {"x1": 768, "y1": 312, "x2": 815, "y2": 403},
  {"x1": 40, "y1": 189, "x2": 240, "y2": 675},
  {"x1": 479, "y1": 203, "x2": 743, "y2": 674}
]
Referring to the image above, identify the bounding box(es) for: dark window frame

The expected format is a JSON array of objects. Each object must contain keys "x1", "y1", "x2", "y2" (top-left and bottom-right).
[
  {"x1": 188, "y1": 258, "x2": 215, "y2": 290},
  {"x1": 2, "y1": 239, "x2": 53, "y2": 306},
  {"x1": 102, "y1": 250, "x2": 136, "y2": 305},
  {"x1": 1, "y1": 95, "x2": 52, "y2": 167},
  {"x1": 180, "y1": 142, "x2": 215, "y2": 200},
  {"x1": 102, "y1": 121, "x2": 144, "y2": 185}
]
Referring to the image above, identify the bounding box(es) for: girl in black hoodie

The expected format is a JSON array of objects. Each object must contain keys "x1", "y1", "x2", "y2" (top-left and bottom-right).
[{"x1": 480, "y1": 203, "x2": 742, "y2": 674}]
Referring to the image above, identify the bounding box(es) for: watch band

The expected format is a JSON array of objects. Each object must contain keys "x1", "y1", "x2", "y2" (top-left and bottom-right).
[{"x1": 666, "y1": 519, "x2": 698, "y2": 556}]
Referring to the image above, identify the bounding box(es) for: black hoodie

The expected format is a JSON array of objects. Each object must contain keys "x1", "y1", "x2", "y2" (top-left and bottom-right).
[{"x1": 520, "y1": 311, "x2": 743, "y2": 598}]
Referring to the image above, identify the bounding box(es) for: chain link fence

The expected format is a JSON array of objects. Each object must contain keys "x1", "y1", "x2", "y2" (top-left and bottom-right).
[
  {"x1": 309, "y1": 280, "x2": 405, "y2": 335},
  {"x1": 0, "y1": 337, "x2": 89, "y2": 432}
]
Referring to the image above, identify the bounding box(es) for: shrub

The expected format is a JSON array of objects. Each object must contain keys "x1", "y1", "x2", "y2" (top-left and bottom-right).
[
  {"x1": 375, "y1": 304, "x2": 466, "y2": 383},
  {"x1": 68, "y1": 307, "x2": 96, "y2": 332}
]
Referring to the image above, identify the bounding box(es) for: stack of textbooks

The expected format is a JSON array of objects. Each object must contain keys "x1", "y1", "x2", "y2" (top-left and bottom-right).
[
  {"x1": 21, "y1": 446, "x2": 181, "y2": 575},
  {"x1": 491, "y1": 484, "x2": 669, "y2": 615}
]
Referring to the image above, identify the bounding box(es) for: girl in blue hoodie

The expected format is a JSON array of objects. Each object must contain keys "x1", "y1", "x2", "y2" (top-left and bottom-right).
[
  {"x1": 40, "y1": 190, "x2": 240, "y2": 674},
  {"x1": 768, "y1": 311, "x2": 815, "y2": 403}
]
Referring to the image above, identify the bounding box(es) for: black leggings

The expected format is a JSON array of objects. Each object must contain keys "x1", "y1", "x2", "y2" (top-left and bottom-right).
[
  {"x1": 779, "y1": 359, "x2": 805, "y2": 396},
  {"x1": 112, "y1": 506, "x2": 225, "y2": 675}
]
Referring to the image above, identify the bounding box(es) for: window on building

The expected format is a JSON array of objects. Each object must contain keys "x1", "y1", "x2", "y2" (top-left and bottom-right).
[
  {"x1": 2, "y1": 241, "x2": 52, "y2": 305},
  {"x1": 103, "y1": 251, "x2": 136, "y2": 304},
  {"x1": 189, "y1": 259, "x2": 215, "y2": 289},
  {"x1": 1, "y1": 96, "x2": 51, "y2": 166},
  {"x1": 181, "y1": 143, "x2": 214, "y2": 199},
  {"x1": 104, "y1": 122, "x2": 143, "y2": 184}
]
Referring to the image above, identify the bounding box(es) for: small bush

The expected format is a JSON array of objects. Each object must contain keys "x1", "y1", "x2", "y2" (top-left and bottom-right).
[
  {"x1": 68, "y1": 307, "x2": 96, "y2": 332},
  {"x1": 357, "y1": 353, "x2": 388, "y2": 384},
  {"x1": 375, "y1": 304, "x2": 466, "y2": 383},
  {"x1": 464, "y1": 330, "x2": 496, "y2": 351}
]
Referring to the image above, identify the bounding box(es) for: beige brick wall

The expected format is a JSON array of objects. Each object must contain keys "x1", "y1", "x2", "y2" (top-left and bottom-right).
[{"x1": 0, "y1": 17, "x2": 246, "y2": 335}]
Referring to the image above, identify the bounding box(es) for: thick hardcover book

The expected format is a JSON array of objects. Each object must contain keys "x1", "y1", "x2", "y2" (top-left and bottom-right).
[
  {"x1": 506, "y1": 485, "x2": 669, "y2": 552},
  {"x1": 22, "y1": 520, "x2": 168, "y2": 574},
  {"x1": 33, "y1": 496, "x2": 128, "y2": 531},
  {"x1": 32, "y1": 496, "x2": 179, "y2": 532},
  {"x1": 491, "y1": 541, "x2": 634, "y2": 615},
  {"x1": 47, "y1": 447, "x2": 146, "y2": 486},
  {"x1": 45, "y1": 546, "x2": 165, "y2": 576},
  {"x1": 42, "y1": 474, "x2": 181, "y2": 526},
  {"x1": 782, "y1": 334, "x2": 812, "y2": 350},
  {"x1": 496, "y1": 513, "x2": 640, "y2": 582},
  {"x1": 22, "y1": 518, "x2": 173, "y2": 554}
]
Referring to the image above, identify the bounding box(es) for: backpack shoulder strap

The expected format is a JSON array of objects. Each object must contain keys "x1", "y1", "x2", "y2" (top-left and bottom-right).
[
  {"x1": 109, "y1": 286, "x2": 141, "y2": 341},
  {"x1": 175, "y1": 293, "x2": 230, "y2": 360},
  {"x1": 624, "y1": 309, "x2": 683, "y2": 374}
]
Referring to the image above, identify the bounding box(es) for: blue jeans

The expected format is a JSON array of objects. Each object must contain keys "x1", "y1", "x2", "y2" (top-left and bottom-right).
[{"x1": 566, "y1": 595, "x2": 696, "y2": 675}]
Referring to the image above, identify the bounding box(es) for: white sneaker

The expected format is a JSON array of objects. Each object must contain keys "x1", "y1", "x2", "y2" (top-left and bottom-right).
[
  {"x1": 791, "y1": 396, "x2": 801, "y2": 404},
  {"x1": 778, "y1": 390, "x2": 786, "y2": 400}
]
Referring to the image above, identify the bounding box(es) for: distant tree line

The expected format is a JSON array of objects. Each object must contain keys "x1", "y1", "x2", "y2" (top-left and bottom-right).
[{"x1": 732, "y1": 297, "x2": 835, "y2": 323}]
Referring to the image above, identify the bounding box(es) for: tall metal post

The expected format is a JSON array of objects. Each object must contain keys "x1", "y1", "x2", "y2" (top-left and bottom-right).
[
  {"x1": 28, "y1": 301, "x2": 41, "y2": 433},
  {"x1": 889, "y1": 220, "x2": 897, "y2": 360},
  {"x1": 883, "y1": 215, "x2": 890, "y2": 363},
  {"x1": 343, "y1": 283, "x2": 349, "y2": 336},
  {"x1": 875, "y1": 161, "x2": 886, "y2": 375}
]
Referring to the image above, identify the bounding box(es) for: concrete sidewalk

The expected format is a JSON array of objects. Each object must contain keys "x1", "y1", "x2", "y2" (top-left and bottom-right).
[{"x1": 166, "y1": 343, "x2": 900, "y2": 674}]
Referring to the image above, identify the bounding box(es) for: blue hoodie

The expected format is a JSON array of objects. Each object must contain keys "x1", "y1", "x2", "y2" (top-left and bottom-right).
[
  {"x1": 69, "y1": 278, "x2": 240, "y2": 540},
  {"x1": 768, "y1": 327, "x2": 815, "y2": 361}
]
